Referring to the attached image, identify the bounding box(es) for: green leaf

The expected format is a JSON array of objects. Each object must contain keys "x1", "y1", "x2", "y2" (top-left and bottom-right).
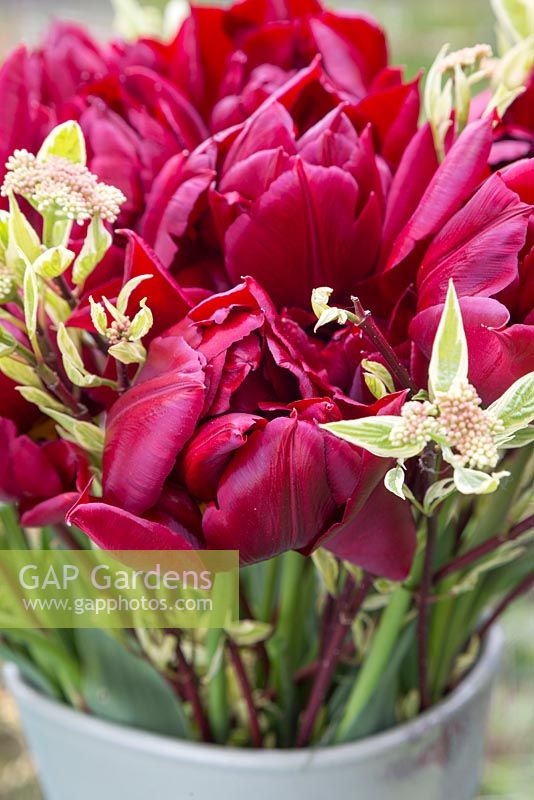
[
  {"x1": 487, "y1": 371, "x2": 534, "y2": 433},
  {"x1": 311, "y1": 548, "x2": 340, "y2": 595},
  {"x1": 225, "y1": 620, "x2": 274, "y2": 647},
  {"x1": 108, "y1": 340, "x2": 146, "y2": 365},
  {"x1": 128, "y1": 299, "x2": 153, "y2": 340},
  {"x1": 361, "y1": 359, "x2": 395, "y2": 394},
  {"x1": 496, "y1": 425, "x2": 534, "y2": 449},
  {"x1": 384, "y1": 463, "x2": 406, "y2": 500},
  {"x1": 37, "y1": 121, "x2": 87, "y2": 166},
  {"x1": 75, "y1": 629, "x2": 190, "y2": 738},
  {"x1": 57, "y1": 324, "x2": 116, "y2": 389},
  {"x1": 428, "y1": 280, "x2": 468, "y2": 397},
  {"x1": 7, "y1": 194, "x2": 41, "y2": 274},
  {"x1": 116, "y1": 274, "x2": 153, "y2": 315},
  {"x1": 0, "y1": 356, "x2": 42, "y2": 388},
  {"x1": 17, "y1": 386, "x2": 69, "y2": 413},
  {"x1": 23, "y1": 265, "x2": 39, "y2": 339},
  {"x1": 33, "y1": 246, "x2": 74, "y2": 279},
  {"x1": 491, "y1": 0, "x2": 534, "y2": 42},
  {"x1": 423, "y1": 478, "x2": 456, "y2": 514},
  {"x1": 322, "y1": 417, "x2": 424, "y2": 459},
  {"x1": 89, "y1": 297, "x2": 109, "y2": 336},
  {"x1": 72, "y1": 217, "x2": 112, "y2": 286},
  {"x1": 453, "y1": 467, "x2": 510, "y2": 495}
]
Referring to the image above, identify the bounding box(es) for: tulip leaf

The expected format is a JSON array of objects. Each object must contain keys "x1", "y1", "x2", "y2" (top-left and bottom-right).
[
  {"x1": 37, "y1": 121, "x2": 87, "y2": 166},
  {"x1": 453, "y1": 466, "x2": 510, "y2": 495},
  {"x1": 487, "y1": 371, "x2": 534, "y2": 434},
  {"x1": 428, "y1": 280, "x2": 468, "y2": 398},
  {"x1": 322, "y1": 417, "x2": 424, "y2": 459},
  {"x1": 32, "y1": 246, "x2": 74, "y2": 279},
  {"x1": 73, "y1": 217, "x2": 112, "y2": 286},
  {"x1": 75, "y1": 629, "x2": 190, "y2": 738}
]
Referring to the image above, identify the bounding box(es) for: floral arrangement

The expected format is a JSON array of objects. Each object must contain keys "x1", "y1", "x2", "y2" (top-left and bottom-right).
[{"x1": 0, "y1": 0, "x2": 533, "y2": 749}]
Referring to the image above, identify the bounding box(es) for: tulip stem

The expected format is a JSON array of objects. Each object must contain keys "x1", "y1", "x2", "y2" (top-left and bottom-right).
[
  {"x1": 334, "y1": 585, "x2": 412, "y2": 742},
  {"x1": 227, "y1": 638, "x2": 263, "y2": 748},
  {"x1": 206, "y1": 629, "x2": 229, "y2": 743},
  {"x1": 351, "y1": 297, "x2": 417, "y2": 393},
  {"x1": 297, "y1": 572, "x2": 372, "y2": 747},
  {"x1": 417, "y1": 514, "x2": 438, "y2": 710},
  {"x1": 434, "y1": 514, "x2": 534, "y2": 583}
]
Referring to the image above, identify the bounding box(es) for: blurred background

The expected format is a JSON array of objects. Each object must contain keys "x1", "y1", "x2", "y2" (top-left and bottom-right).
[{"x1": 0, "y1": 1, "x2": 532, "y2": 798}]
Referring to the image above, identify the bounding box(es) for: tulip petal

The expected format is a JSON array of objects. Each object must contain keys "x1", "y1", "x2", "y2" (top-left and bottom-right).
[
  {"x1": 417, "y1": 174, "x2": 530, "y2": 309},
  {"x1": 326, "y1": 482, "x2": 416, "y2": 581},
  {"x1": 103, "y1": 337, "x2": 206, "y2": 515}
]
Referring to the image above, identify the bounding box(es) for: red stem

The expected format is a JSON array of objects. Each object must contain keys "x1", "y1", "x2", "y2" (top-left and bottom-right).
[
  {"x1": 297, "y1": 573, "x2": 372, "y2": 747},
  {"x1": 227, "y1": 639, "x2": 263, "y2": 748},
  {"x1": 174, "y1": 638, "x2": 213, "y2": 743},
  {"x1": 352, "y1": 297, "x2": 417, "y2": 393},
  {"x1": 434, "y1": 514, "x2": 534, "y2": 583},
  {"x1": 477, "y1": 575, "x2": 534, "y2": 641}
]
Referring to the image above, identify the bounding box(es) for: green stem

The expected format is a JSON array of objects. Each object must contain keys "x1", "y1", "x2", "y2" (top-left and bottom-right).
[
  {"x1": 259, "y1": 557, "x2": 279, "y2": 623},
  {"x1": 334, "y1": 585, "x2": 412, "y2": 743},
  {"x1": 268, "y1": 552, "x2": 305, "y2": 746},
  {"x1": 206, "y1": 629, "x2": 229, "y2": 743},
  {"x1": 0, "y1": 504, "x2": 28, "y2": 549}
]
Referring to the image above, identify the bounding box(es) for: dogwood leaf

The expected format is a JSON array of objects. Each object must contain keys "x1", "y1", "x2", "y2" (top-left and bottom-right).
[
  {"x1": 384, "y1": 463, "x2": 406, "y2": 500},
  {"x1": 322, "y1": 418, "x2": 424, "y2": 459},
  {"x1": 37, "y1": 121, "x2": 87, "y2": 166},
  {"x1": 487, "y1": 371, "x2": 534, "y2": 433},
  {"x1": 428, "y1": 280, "x2": 468, "y2": 398},
  {"x1": 73, "y1": 217, "x2": 112, "y2": 286},
  {"x1": 453, "y1": 467, "x2": 510, "y2": 495},
  {"x1": 33, "y1": 246, "x2": 74, "y2": 279}
]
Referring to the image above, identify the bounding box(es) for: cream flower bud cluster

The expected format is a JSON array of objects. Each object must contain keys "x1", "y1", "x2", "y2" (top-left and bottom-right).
[
  {"x1": 390, "y1": 401, "x2": 437, "y2": 449},
  {"x1": 434, "y1": 381, "x2": 504, "y2": 469},
  {"x1": 1, "y1": 150, "x2": 126, "y2": 224},
  {"x1": 0, "y1": 266, "x2": 15, "y2": 303},
  {"x1": 106, "y1": 317, "x2": 132, "y2": 345},
  {"x1": 389, "y1": 381, "x2": 504, "y2": 469},
  {"x1": 440, "y1": 44, "x2": 493, "y2": 73}
]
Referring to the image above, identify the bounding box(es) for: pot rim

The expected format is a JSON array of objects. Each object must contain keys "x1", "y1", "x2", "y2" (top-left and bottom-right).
[{"x1": 4, "y1": 626, "x2": 503, "y2": 771}]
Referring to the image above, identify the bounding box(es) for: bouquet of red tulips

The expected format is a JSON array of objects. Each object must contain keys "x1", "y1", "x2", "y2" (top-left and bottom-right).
[{"x1": 0, "y1": 0, "x2": 533, "y2": 749}]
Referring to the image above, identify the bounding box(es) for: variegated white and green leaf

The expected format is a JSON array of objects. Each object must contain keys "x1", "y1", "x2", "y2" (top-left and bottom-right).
[
  {"x1": 428, "y1": 280, "x2": 468, "y2": 397},
  {"x1": 487, "y1": 371, "x2": 534, "y2": 433},
  {"x1": 321, "y1": 417, "x2": 424, "y2": 459},
  {"x1": 37, "y1": 121, "x2": 87, "y2": 166}
]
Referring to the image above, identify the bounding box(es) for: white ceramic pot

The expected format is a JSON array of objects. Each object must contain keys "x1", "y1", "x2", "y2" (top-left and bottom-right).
[{"x1": 4, "y1": 627, "x2": 503, "y2": 800}]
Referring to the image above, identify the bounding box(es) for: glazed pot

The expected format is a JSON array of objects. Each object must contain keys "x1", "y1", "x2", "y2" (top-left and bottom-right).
[{"x1": 4, "y1": 626, "x2": 503, "y2": 800}]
